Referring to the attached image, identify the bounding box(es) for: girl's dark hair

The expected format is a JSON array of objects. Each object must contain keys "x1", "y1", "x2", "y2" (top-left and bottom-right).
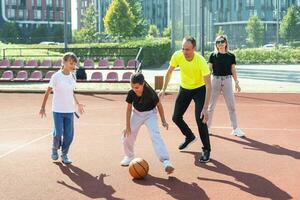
[
  {"x1": 131, "y1": 72, "x2": 158, "y2": 104},
  {"x1": 130, "y1": 72, "x2": 145, "y2": 85}
]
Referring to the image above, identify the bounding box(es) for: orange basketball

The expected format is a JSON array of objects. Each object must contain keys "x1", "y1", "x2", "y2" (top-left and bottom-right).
[{"x1": 128, "y1": 158, "x2": 149, "y2": 179}]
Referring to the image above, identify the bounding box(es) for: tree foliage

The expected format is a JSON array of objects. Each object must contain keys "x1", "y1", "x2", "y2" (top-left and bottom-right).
[
  {"x1": 126, "y1": 0, "x2": 148, "y2": 37},
  {"x1": 0, "y1": 22, "x2": 21, "y2": 43},
  {"x1": 246, "y1": 16, "x2": 264, "y2": 47},
  {"x1": 79, "y1": 4, "x2": 98, "y2": 42},
  {"x1": 216, "y1": 26, "x2": 225, "y2": 37},
  {"x1": 148, "y1": 24, "x2": 160, "y2": 38},
  {"x1": 162, "y1": 26, "x2": 171, "y2": 38},
  {"x1": 104, "y1": 0, "x2": 135, "y2": 38},
  {"x1": 280, "y1": 5, "x2": 300, "y2": 43}
]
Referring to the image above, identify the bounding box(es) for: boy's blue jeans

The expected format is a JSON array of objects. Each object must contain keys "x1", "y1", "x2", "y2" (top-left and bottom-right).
[{"x1": 52, "y1": 112, "x2": 74, "y2": 155}]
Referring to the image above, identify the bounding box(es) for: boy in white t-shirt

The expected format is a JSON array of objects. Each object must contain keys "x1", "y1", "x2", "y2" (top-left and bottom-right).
[{"x1": 39, "y1": 52, "x2": 85, "y2": 164}]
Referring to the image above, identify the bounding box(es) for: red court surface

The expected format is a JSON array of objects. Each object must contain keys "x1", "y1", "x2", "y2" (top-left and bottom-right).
[{"x1": 0, "y1": 93, "x2": 299, "y2": 200}]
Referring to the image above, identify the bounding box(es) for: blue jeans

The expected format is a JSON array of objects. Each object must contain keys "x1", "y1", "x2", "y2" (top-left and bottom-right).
[{"x1": 52, "y1": 112, "x2": 74, "y2": 155}]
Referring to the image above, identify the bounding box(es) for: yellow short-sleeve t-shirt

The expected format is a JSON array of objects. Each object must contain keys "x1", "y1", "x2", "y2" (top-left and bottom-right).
[{"x1": 170, "y1": 51, "x2": 210, "y2": 89}]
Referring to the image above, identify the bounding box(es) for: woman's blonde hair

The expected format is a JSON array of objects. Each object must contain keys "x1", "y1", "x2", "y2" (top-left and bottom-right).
[{"x1": 214, "y1": 35, "x2": 229, "y2": 53}]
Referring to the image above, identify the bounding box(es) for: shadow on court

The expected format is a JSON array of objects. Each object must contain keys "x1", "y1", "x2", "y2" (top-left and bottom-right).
[
  {"x1": 133, "y1": 174, "x2": 209, "y2": 200},
  {"x1": 55, "y1": 162, "x2": 123, "y2": 200},
  {"x1": 211, "y1": 135, "x2": 300, "y2": 160},
  {"x1": 181, "y1": 151, "x2": 292, "y2": 200}
]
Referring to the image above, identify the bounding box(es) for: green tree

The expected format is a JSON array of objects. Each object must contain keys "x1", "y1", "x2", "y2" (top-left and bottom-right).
[
  {"x1": 80, "y1": 4, "x2": 98, "y2": 42},
  {"x1": 162, "y1": 26, "x2": 171, "y2": 38},
  {"x1": 72, "y1": 30, "x2": 84, "y2": 43},
  {"x1": 280, "y1": 5, "x2": 300, "y2": 43},
  {"x1": 0, "y1": 22, "x2": 21, "y2": 43},
  {"x1": 216, "y1": 26, "x2": 225, "y2": 37},
  {"x1": 31, "y1": 25, "x2": 48, "y2": 43},
  {"x1": 53, "y1": 24, "x2": 64, "y2": 42},
  {"x1": 104, "y1": 0, "x2": 135, "y2": 39},
  {"x1": 246, "y1": 16, "x2": 264, "y2": 47},
  {"x1": 126, "y1": 0, "x2": 148, "y2": 37},
  {"x1": 148, "y1": 24, "x2": 160, "y2": 37}
]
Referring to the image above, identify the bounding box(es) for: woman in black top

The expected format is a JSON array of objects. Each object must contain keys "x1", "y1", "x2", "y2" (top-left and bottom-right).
[
  {"x1": 120, "y1": 72, "x2": 174, "y2": 174},
  {"x1": 207, "y1": 35, "x2": 245, "y2": 137}
]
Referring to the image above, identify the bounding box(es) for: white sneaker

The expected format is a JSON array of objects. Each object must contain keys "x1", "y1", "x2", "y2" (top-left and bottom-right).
[
  {"x1": 120, "y1": 156, "x2": 134, "y2": 166},
  {"x1": 163, "y1": 160, "x2": 175, "y2": 174},
  {"x1": 232, "y1": 128, "x2": 245, "y2": 137}
]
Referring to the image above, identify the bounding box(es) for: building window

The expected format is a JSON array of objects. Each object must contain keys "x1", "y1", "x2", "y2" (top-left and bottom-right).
[
  {"x1": 11, "y1": 0, "x2": 17, "y2": 5},
  {"x1": 18, "y1": 9, "x2": 24, "y2": 19},
  {"x1": 8, "y1": 8, "x2": 15, "y2": 18},
  {"x1": 47, "y1": 0, "x2": 52, "y2": 6},
  {"x1": 5, "y1": 0, "x2": 9, "y2": 5},
  {"x1": 37, "y1": 0, "x2": 41, "y2": 7},
  {"x1": 20, "y1": 0, "x2": 26, "y2": 6},
  {"x1": 56, "y1": 0, "x2": 61, "y2": 7},
  {"x1": 49, "y1": 11, "x2": 54, "y2": 20},
  {"x1": 24, "y1": 9, "x2": 28, "y2": 19},
  {"x1": 249, "y1": 9, "x2": 257, "y2": 16},
  {"x1": 247, "y1": 0, "x2": 254, "y2": 7},
  {"x1": 34, "y1": 9, "x2": 41, "y2": 19},
  {"x1": 32, "y1": 0, "x2": 35, "y2": 6}
]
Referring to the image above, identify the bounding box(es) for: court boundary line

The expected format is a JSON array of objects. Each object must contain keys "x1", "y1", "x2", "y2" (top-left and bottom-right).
[
  {"x1": 0, "y1": 133, "x2": 51, "y2": 159},
  {"x1": 1, "y1": 125, "x2": 298, "y2": 159}
]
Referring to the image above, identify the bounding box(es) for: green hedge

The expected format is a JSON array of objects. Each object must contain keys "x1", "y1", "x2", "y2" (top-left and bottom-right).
[
  {"x1": 2, "y1": 40, "x2": 300, "y2": 65},
  {"x1": 67, "y1": 38, "x2": 171, "y2": 67},
  {"x1": 231, "y1": 47, "x2": 300, "y2": 64}
]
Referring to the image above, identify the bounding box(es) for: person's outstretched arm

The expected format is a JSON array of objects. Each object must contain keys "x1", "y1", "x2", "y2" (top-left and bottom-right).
[
  {"x1": 39, "y1": 87, "x2": 52, "y2": 118},
  {"x1": 201, "y1": 74, "x2": 212, "y2": 123},
  {"x1": 158, "y1": 66, "x2": 175, "y2": 98},
  {"x1": 156, "y1": 101, "x2": 168, "y2": 130},
  {"x1": 231, "y1": 64, "x2": 241, "y2": 92},
  {"x1": 73, "y1": 94, "x2": 85, "y2": 114},
  {"x1": 123, "y1": 103, "x2": 132, "y2": 137}
]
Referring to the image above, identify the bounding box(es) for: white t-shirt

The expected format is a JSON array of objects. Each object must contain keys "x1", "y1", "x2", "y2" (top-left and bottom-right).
[{"x1": 49, "y1": 71, "x2": 76, "y2": 113}]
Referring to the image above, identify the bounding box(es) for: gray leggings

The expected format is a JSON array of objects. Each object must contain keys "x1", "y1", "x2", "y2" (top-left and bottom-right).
[{"x1": 207, "y1": 75, "x2": 238, "y2": 130}]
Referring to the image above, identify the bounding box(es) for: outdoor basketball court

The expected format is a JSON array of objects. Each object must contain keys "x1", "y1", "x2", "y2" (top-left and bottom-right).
[{"x1": 0, "y1": 92, "x2": 299, "y2": 200}]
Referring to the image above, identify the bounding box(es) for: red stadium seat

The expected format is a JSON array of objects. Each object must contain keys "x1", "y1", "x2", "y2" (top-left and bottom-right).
[
  {"x1": 112, "y1": 59, "x2": 125, "y2": 69},
  {"x1": 24, "y1": 60, "x2": 38, "y2": 68},
  {"x1": 28, "y1": 70, "x2": 43, "y2": 81},
  {"x1": 89, "y1": 72, "x2": 103, "y2": 82},
  {"x1": 10, "y1": 59, "x2": 24, "y2": 69},
  {"x1": 13, "y1": 70, "x2": 28, "y2": 81},
  {"x1": 127, "y1": 59, "x2": 139, "y2": 69},
  {"x1": 0, "y1": 59, "x2": 10, "y2": 69},
  {"x1": 121, "y1": 72, "x2": 133, "y2": 82},
  {"x1": 43, "y1": 71, "x2": 55, "y2": 81},
  {"x1": 98, "y1": 59, "x2": 109, "y2": 69},
  {"x1": 0, "y1": 70, "x2": 13, "y2": 81},
  {"x1": 105, "y1": 72, "x2": 118, "y2": 82},
  {"x1": 84, "y1": 59, "x2": 95, "y2": 69}
]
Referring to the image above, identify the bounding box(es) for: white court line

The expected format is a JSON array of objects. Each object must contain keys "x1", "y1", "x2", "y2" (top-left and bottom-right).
[
  {"x1": 195, "y1": 125, "x2": 300, "y2": 132},
  {"x1": 1, "y1": 124, "x2": 298, "y2": 159},
  {"x1": 0, "y1": 127, "x2": 48, "y2": 132},
  {"x1": 0, "y1": 133, "x2": 51, "y2": 159},
  {"x1": 79, "y1": 123, "x2": 300, "y2": 132}
]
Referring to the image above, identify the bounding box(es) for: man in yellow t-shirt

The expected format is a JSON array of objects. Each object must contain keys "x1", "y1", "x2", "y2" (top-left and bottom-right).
[{"x1": 159, "y1": 36, "x2": 212, "y2": 162}]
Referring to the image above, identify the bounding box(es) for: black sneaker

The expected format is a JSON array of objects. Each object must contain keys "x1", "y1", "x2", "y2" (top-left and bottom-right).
[
  {"x1": 199, "y1": 149, "x2": 210, "y2": 163},
  {"x1": 178, "y1": 136, "x2": 197, "y2": 151}
]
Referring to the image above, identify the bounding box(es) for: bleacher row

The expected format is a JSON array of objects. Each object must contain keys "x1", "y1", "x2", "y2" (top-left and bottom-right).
[
  {"x1": 0, "y1": 58, "x2": 139, "y2": 70},
  {"x1": 0, "y1": 70, "x2": 133, "y2": 83}
]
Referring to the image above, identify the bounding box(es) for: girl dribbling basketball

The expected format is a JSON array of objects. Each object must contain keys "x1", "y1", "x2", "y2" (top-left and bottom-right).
[{"x1": 121, "y1": 72, "x2": 174, "y2": 174}]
